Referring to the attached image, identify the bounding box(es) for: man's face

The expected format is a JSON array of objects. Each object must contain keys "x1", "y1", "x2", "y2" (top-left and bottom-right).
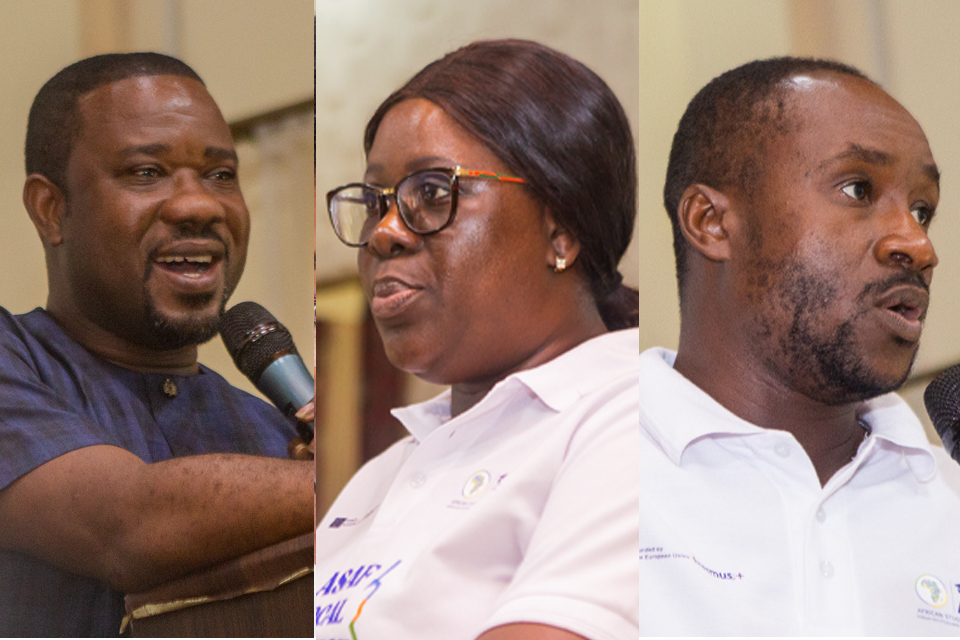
[
  {"x1": 731, "y1": 73, "x2": 939, "y2": 405},
  {"x1": 59, "y1": 75, "x2": 249, "y2": 349}
]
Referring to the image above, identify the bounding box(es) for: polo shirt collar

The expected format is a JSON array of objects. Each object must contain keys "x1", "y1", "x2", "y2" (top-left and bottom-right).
[
  {"x1": 639, "y1": 347, "x2": 937, "y2": 482},
  {"x1": 858, "y1": 392, "x2": 937, "y2": 481},
  {"x1": 639, "y1": 347, "x2": 758, "y2": 464},
  {"x1": 394, "y1": 329, "x2": 639, "y2": 443}
]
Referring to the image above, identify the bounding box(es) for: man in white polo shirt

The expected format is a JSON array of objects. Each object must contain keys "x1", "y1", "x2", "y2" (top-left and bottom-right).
[{"x1": 642, "y1": 56, "x2": 960, "y2": 635}]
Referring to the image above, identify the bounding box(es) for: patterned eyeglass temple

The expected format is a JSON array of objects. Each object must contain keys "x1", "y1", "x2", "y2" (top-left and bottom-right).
[{"x1": 454, "y1": 166, "x2": 526, "y2": 184}]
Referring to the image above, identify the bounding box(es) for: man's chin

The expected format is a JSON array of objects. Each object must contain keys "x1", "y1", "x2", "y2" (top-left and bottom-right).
[
  {"x1": 815, "y1": 353, "x2": 916, "y2": 406},
  {"x1": 145, "y1": 294, "x2": 226, "y2": 350}
]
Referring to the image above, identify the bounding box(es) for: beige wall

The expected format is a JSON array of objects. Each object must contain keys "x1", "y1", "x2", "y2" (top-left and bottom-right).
[
  {"x1": 0, "y1": 0, "x2": 314, "y2": 397},
  {"x1": 0, "y1": 1, "x2": 80, "y2": 317}
]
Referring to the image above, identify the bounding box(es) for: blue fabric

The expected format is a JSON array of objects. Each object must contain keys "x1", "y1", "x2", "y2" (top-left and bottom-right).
[{"x1": 0, "y1": 308, "x2": 298, "y2": 636}]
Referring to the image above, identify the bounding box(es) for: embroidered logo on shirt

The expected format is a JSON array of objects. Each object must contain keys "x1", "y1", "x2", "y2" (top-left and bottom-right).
[
  {"x1": 461, "y1": 470, "x2": 491, "y2": 499},
  {"x1": 915, "y1": 575, "x2": 960, "y2": 629},
  {"x1": 917, "y1": 575, "x2": 949, "y2": 607}
]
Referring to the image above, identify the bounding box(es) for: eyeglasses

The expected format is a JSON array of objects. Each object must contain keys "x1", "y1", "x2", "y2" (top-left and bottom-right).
[{"x1": 326, "y1": 166, "x2": 526, "y2": 247}]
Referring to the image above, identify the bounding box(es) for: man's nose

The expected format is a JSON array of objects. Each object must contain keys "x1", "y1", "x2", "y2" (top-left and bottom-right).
[{"x1": 158, "y1": 171, "x2": 228, "y2": 229}]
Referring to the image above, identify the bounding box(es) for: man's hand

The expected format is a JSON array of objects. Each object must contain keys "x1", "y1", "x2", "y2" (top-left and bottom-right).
[{"x1": 288, "y1": 398, "x2": 316, "y2": 460}]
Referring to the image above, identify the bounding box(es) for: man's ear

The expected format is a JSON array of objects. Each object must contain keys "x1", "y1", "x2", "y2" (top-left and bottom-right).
[
  {"x1": 676, "y1": 183, "x2": 732, "y2": 262},
  {"x1": 543, "y1": 210, "x2": 581, "y2": 271},
  {"x1": 23, "y1": 174, "x2": 66, "y2": 247}
]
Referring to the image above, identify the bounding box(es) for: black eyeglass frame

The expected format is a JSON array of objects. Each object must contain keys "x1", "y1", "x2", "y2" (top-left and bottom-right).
[{"x1": 325, "y1": 165, "x2": 526, "y2": 248}]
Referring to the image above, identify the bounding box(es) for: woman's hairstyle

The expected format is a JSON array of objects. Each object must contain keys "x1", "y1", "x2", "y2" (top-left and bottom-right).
[{"x1": 364, "y1": 39, "x2": 638, "y2": 331}]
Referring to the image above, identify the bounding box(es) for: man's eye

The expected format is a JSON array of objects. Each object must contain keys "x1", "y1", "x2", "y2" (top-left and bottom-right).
[
  {"x1": 840, "y1": 181, "x2": 870, "y2": 201},
  {"x1": 132, "y1": 167, "x2": 161, "y2": 179},
  {"x1": 209, "y1": 169, "x2": 237, "y2": 181}
]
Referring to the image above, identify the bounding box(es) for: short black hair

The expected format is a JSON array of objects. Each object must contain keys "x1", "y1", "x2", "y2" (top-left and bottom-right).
[
  {"x1": 25, "y1": 52, "x2": 204, "y2": 193},
  {"x1": 663, "y1": 56, "x2": 871, "y2": 294},
  {"x1": 364, "y1": 39, "x2": 639, "y2": 330}
]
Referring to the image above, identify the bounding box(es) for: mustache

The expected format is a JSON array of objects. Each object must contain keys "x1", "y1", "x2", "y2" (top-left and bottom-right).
[{"x1": 856, "y1": 270, "x2": 929, "y2": 302}]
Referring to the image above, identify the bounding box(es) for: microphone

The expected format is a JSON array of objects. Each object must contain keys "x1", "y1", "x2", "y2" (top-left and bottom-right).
[
  {"x1": 923, "y1": 363, "x2": 960, "y2": 464},
  {"x1": 220, "y1": 302, "x2": 314, "y2": 442}
]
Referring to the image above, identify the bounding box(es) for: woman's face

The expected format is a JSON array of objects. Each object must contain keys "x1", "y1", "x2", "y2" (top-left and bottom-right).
[{"x1": 359, "y1": 98, "x2": 566, "y2": 386}]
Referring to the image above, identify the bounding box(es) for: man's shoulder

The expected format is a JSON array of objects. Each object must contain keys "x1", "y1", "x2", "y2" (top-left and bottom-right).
[
  {"x1": 0, "y1": 307, "x2": 47, "y2": 341},
  {"x1": 0, "y1": 307, "x2": 78, "y2": 371}
]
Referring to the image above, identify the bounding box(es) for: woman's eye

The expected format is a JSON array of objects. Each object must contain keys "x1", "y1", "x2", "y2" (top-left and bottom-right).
[
  {"x1": 362, "y1": 191, "x2": 381, "y2": 217},
  {"x1": 419, "y1": 182, "x2": 451, "y2": 202},
  {"x1": 911, "y1": 205, "x2": 933, "y2": 228},
  {"x1": 841, "y1": 181, "x2": 870, "y2": 201}
]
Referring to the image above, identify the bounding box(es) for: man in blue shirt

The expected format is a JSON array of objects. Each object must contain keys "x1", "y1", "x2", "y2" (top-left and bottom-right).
[{"x1": 0, "y1": 53, "x2": 313, "y2": 636}]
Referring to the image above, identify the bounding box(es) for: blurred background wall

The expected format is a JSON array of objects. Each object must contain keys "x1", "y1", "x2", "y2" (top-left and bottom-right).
[
  {"x1": 0, "y1": 0, "x2": 314, "y2": 398},
  {"x1": 315, "y1": 0, "x2": 639, "y2": 510},
  {"x1": 639, "y1": 0, "x2": 960, "y2": 442}
]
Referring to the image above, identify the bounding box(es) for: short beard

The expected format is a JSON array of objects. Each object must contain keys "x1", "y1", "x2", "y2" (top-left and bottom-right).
[
  {"x1": 749, "y1": 244, "x2": 921, "y2": 406},
  {"x1": 786, "y1": 293, "x2": 914, "y2": 405},
  {"x1": 141, "y1": 227, "x2": 233, "y2": 350},
  {"x1": 143, "y1": 287, "x2": 229, "y2": 350}
]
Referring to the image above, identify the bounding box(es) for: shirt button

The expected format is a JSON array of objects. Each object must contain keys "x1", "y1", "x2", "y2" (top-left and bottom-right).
[
  {"x1": 774, "y1": 443, "x2": 790, "y2": 458},
  {"x1": 410, "y1": 472, "x2": 427, "y2": 488},
  {"x1": 816, "y1": 507, "x2": 826, "y2": 523},
  {"x1": 820, "y1": 561, "x2": 834, "y2": 579}
]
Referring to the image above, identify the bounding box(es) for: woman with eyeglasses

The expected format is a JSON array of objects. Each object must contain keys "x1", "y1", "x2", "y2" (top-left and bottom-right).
[{"x1": 317, "y1": 39, "x2": 638, "y2": 640}]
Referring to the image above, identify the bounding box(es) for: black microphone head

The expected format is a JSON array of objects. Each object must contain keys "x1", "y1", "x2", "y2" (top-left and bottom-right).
[
  {"x1": 924, "y1": 364, "x2": 960, "y2": 462},
  {"x1": 220, "y1": 302, "x2": 299, "y2": 382}
]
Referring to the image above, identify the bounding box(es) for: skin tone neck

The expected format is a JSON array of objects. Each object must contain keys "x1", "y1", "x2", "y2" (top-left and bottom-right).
[{"x1": 449, "y1": 293, "x2": 606, "y2": 417}]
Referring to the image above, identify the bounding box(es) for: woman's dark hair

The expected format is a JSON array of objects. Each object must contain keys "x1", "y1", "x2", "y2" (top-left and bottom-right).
[{"x1": 364, "y1": 39, "x2": 638, "y2": 331}]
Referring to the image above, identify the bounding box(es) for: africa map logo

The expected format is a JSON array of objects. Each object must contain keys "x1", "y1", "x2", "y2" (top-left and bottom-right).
[{"x1": 916, "y1": 574, "x2": 948, "y2": 608}]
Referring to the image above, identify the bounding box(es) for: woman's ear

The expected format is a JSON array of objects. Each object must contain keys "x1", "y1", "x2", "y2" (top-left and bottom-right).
[
  {"x1": 23, "y1": 174, "x2": 66, "y2": 247},
  {"x1": 543, "y1": 211, "x2": 581, "y2": 272},
  {"x1": 676, "y1": 183, "x2": 732, "y2": 262}
]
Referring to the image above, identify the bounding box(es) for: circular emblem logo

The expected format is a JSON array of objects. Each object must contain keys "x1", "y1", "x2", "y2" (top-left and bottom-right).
[
  {"x1": 462, "y1": 470, "x2": 491, "y2": 499},
  {"x1": 916, "y1": 575, "x2": 949, "y2": 608}
]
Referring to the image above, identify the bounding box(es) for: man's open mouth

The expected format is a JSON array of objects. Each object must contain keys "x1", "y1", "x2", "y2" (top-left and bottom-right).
[
  {"x1": 874, "y1": 284, "x2": 929, "y2": 343},
  {"x1": 887, "y1": 302, "x2": 923, "y2": 322},
  {"x1": 155, "y1": 255, "x2": 217, "y2": 278}
]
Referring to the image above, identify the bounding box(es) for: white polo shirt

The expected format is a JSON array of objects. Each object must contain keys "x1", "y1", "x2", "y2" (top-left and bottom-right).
[
  {"x1": 314, "y1": 329, "x2": 639, "y2": 640},
  {"x1": 638, "y1": 347, "x2": 960, "y2": 636}
]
